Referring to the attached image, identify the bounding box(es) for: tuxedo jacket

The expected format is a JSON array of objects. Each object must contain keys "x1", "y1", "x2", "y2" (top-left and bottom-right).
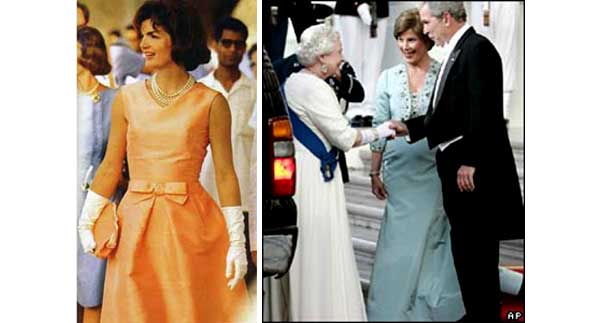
[
  {"x1": 405, "y1": 27, "x2": 524, "y2": 240},
  {"x1": 334, "y1": 0, "x2": 389, "y2": 18}
]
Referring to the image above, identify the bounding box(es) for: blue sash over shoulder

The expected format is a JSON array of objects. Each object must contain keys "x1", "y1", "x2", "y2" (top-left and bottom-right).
[
  {"x1": 287, "y1": 106, "x2": 339, "y2": 182},
  {"x1": 278, "y1": 78, "x2": 339, "y2": 182}
]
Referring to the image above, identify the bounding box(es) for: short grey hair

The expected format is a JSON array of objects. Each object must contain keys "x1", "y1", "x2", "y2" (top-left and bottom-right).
[
  {"x1": 296, "y1": 23, "x2": 340, "y2": 67},
  {"x1": 422, "y1": 2, "x2": 467, "y2": 22}
]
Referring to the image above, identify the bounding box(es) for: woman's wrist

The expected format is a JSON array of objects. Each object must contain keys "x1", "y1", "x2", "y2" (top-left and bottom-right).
[{"x1": 369, "y1": 170, "x2": 380, "y2": 177}]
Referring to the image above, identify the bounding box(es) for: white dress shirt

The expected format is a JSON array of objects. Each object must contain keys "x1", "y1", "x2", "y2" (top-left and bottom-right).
[
  {"x1": 199, "y1": 72, "x2": 257, "y2": 211},
  {"x1": 435, "y1": 23, "x2": 471, "y2": 151}
]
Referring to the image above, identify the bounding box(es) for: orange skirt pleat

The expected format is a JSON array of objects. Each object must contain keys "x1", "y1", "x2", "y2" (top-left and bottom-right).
[{"x1": 100, "y1": 184, "x2": 249, "y2": 322}]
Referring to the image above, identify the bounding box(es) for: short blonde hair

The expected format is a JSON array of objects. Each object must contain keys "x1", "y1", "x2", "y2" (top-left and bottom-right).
[{"x1": 296, "y1": 24, "x2": 340, "y2": 67}]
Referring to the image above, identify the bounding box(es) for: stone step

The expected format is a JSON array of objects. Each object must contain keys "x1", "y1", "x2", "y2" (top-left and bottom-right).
[
  {"x1": 345, "y1": 196, "x2": 381, "y2": 217},
  {"x1": 347, "y1": 202, "x2": 384, "y2": 228},
  {"x1": 345, "y1": 186, "x2": 386, "y2": 208}
]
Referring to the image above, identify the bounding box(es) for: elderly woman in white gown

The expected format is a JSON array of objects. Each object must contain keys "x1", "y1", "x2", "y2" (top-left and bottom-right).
[{"x1": 283, "y1": 23, "x2": 403, "y2": 321}]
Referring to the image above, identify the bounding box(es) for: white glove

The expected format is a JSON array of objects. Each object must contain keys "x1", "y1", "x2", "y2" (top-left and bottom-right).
[
  {"x1": 221, "y1": 206, "x2": 248, "y2": 290},
  {"x1": 360, "y1": 121, "x2": 396, "y2": 144},
  {"x1": 78, "y1": 190, "x2": 110, "y2": 254},
  {"x1": 357, "y1": 3, "x2": 373, "y2": 26}
]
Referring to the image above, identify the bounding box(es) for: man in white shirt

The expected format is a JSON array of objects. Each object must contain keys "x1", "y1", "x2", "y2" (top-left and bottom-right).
[
  {"x1": 392, "y1": 2, "x2": 524, "y2": 321},
  {"x1": 199, "y1": 17, "x2": 256, "y2": 257}
]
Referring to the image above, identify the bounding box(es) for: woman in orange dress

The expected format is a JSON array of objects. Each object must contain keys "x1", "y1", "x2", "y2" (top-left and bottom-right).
[{"x1": 77, "y1": 1, "x2": 250, "y2": 322}]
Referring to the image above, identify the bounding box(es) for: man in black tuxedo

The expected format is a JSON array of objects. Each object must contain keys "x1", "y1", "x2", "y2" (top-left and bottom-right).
[{"x1": 392, "y1": 2, "x2": 524, "y2": 322}]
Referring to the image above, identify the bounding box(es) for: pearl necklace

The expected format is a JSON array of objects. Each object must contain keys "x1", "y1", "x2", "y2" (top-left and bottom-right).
[
  {"x1": 80, "y1": 81, "x2": 100, "y2": 103},
  {"x1": 150, "y1": 73, "x2": 195, "y2": 107}
]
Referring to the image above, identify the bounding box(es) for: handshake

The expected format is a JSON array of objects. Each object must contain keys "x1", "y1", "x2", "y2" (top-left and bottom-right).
[
  {"x1": 360, "y1": 120, "x2": 408, "y2": 145},
  {"x1": 374, "y1": 120, "x2": 408, "y2": 139}
]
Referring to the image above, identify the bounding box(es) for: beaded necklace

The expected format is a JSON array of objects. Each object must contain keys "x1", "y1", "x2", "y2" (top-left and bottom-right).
[{"x1": 149, "y1": 73, "x2": 195, "y2": 107}]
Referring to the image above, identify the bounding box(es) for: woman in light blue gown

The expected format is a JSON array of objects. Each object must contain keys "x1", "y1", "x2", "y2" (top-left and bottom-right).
[{"x1": 366, "y1": 9, "x2": 465, "y2": 321}]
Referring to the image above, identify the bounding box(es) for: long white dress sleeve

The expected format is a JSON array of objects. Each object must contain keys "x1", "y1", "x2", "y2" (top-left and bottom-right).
[{"x1": 284, "y1": 72, "x2": 357, "y2": 152}]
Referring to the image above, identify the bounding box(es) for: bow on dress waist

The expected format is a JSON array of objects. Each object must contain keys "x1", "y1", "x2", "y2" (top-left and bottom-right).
[
  {"x1": 127, "y1": 180, "x2": 190, "y2": 206},
  {"x1": 124, "y1": 180, "x2": 192, "y2": 243},
  {"x1": 120, "y1": 179, "x2": 204, "y2": 261}
]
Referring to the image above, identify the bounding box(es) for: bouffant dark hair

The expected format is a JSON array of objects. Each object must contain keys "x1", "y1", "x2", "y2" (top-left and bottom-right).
[
  {"x1": 77, "y1": 26, "x2": 111, "y2": 75},
  {"x1": 133, "y1": 0, "x2": 210, "y2": 70},
  {"x1": 393, "y1": 8, "x2": 435, "y2": 51}
]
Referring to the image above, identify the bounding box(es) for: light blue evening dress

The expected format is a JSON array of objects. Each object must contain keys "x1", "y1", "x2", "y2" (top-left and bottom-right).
[{"x1": 366, "y1": 60, "x2": 465, "y2": 321}]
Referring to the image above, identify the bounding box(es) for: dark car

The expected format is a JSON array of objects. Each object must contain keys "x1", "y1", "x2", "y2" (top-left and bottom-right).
[{"x1": 262, "y1": 48, "x2": 298, "y2": 278}]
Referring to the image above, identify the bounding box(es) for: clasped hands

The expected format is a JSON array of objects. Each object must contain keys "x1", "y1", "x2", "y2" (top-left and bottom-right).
[
  {"x1": 375, "y1": 120, "x2": 409, "y2": 140},
  {"x1": 372, "y1": 121, "x2": 477, "y2": 193}
]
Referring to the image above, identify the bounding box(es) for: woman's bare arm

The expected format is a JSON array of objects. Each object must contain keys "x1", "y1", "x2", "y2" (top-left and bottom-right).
[{"x1": 209, "y1": 94, "x2": 242, "y2": 207}]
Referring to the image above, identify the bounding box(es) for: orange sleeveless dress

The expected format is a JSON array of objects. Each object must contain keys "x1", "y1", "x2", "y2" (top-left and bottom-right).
[{"x1": 100, "y1": 82, "x2": 249, "y2": 322}]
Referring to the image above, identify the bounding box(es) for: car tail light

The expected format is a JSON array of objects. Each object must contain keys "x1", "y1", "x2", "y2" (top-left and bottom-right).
[
  {"x1": 273, "y1": 141, "x2": 294, "y2": 157},
  {"x1": 269, "y1": 117, "x2": 296, "y2": 197},
  {"x1": 271, "y1": 119, "x2": 293, "y2": 140},
  {"x1": 272, "y1": 157, "x2": 295, "y2": 196}
]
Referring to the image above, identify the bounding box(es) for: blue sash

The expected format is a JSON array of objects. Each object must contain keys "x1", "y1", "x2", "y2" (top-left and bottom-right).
[{"x1": 280, "y1": 86, "x2": 339, "y2": 182}]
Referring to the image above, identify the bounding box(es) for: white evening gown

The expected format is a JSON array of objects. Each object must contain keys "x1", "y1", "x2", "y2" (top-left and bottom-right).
[{"x1": 284, "y1": 72, "x2": 367, "y2": 321}]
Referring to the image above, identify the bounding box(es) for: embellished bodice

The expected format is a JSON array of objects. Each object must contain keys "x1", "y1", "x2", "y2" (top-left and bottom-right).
[{"x1": 371, "y1": 60, "x2": 441, "y2": 152}]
